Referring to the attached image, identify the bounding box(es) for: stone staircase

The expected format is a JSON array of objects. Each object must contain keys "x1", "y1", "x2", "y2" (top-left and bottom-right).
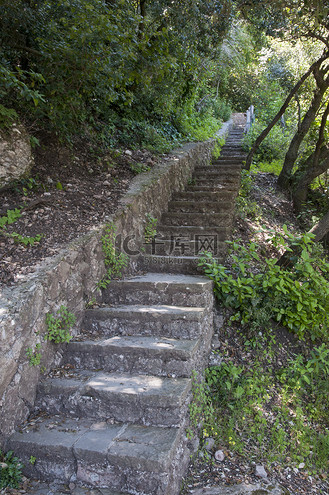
[
  {"x1": 139, "y1": 125, "x2": 245, "y2": 274},
  {"x1": 6, "y1": 124, "x2": 245, "y2": 495}
]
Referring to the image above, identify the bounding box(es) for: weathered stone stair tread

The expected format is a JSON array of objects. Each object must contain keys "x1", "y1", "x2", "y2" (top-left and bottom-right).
[
  {"x1": 193, "y1": 170, "x2": 241, "y2": 178},
  {"x1": 137, "y1": 254, "x2": 223, "y2": 275},
  {"x1": 156, "y1": 224, "x2": 231, "y2": 236},
  {"x1": 168, "y1": 200, "x2": 232, "y2": 212},
  {"x1": 8, "y1": 417, "x2": 185, "y2": 493},
  {"x1": 144, "y1": 238, "x2": 227, "y2": 258},
  {"x1": 186, "y1": 184, "x2": 239, "y2": 192},
  {"x1": 195, "y1": 164, "x2": 242, "y2": 170},
  {"x1": 83, "y1": 304, "x2": 208, "y2": 339},
  {"x1": 62, "y1": 334, "x2": 200, "y2": 377},
  {"x1": 171, "y1": 190, "x2": 235, "y2": 201},
  {"x1": 37, "y1": 370, "x2": 191, "y2": 426},
  {"x1": 86, "y1": 304, "x2": 205, "y2": 317},
  {"x1": 101, "y1": 273, "x2": 213, "y2": 306},
  {"x1": 161, "y1": 211, "x2": 232, "y2": 227}
]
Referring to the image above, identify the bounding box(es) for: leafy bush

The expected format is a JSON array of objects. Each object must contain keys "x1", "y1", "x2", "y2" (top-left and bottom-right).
[
  {"x1": 98, "y1": 223, "x2": 128, "y2": 288},
  {"x1": 243, "y1": 119, "x2": 291, "y2": 163},
  {"x1": 199, "y1": 228, "x2": 329, "y2": 341},
  {"x1": 0, "y1": 450, "x2": 23, "y2": 489},
  {"x1": 45, "y1": 306, "x2": 76, "y2": 344}
]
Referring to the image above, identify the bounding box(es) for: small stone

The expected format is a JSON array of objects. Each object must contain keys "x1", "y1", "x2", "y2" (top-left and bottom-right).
[
  {"x1": 255, "y1": 464, "x2": 268, "y2": 478},
  {"x1": 125, "y1": 150, "x2": 132, "y2": 156},
  {"x1": 298, "y1": 462, "x2": 305, "y2": 469},
  {"x1": 68, "y1": 482, "x2": 76, "y2": 490},
  {"x1": 204, "y1": 437, "x2": 215, "y2": 451},
  {"x1": 293, "y1": 467, "x2": 299, "y2": 474},
  {"x1": 214, "y1": 449, "x2": 225, "y2": 461}
]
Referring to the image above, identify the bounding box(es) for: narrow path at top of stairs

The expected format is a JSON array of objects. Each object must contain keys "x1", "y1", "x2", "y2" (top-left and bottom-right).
[{"x1": 6, "y1": 122, "x2": 245, "y2": 495}]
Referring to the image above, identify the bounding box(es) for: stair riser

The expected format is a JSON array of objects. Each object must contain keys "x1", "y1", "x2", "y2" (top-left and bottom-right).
[
  {"x1": 171, "y1": 191, "x2": 235, "y2": 202},
  {"x1": 186, "y1": 185, "x2": 239, "y2": 193},
  {"x1": 136, "y1": 255, "x2": 225, "y2": 275},
  {"x1": 143, "y1": 239, "x2": 227, "y2": 257},
  {"x1": 61, "y1": 344, "x2": 199, "y2": 378},
  {"x1": 83, "y1": 310, "x2": 211, "y2": 340},
  {"x1": 195, "y1": 164, "x2": 242, "y2": 170},
  {"x1": 192, "y1": 174, "x2": 240, "y2": 182},
  {"x1": 168, "y1": 201, "x2": 231, "y2": 213},
  {"x1": 161, "y1": 213, "x2": 232, "y2": 228},
  {"x1": 156, "y1": 225, "x2": 230, "y2": 240},
  {"x1": 101, "y1": 280, "x2": 214, "y2": 307},
  {"x1": 7, "y1": 426, "x2": 187, "y2": 495},
  {"x1": 36, "y1": 384, "x2": 190, "y2": 427}
]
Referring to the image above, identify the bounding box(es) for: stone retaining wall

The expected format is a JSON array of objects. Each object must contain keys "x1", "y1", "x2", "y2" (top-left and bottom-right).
[{"x1": 0, "y1": 121, "x2": 232, "y2": 446}]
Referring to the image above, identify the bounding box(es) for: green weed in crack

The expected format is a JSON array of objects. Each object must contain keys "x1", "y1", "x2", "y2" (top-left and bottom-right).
[
  {"x1": 45, "y1": 306, "x2": 76, "y2": 344},
  {"x1": 97, "y1": 223, "x2": 128, "y2": 289},
  {"x1": 0, "y1": 450, "x2": 23, "y2": 489}
]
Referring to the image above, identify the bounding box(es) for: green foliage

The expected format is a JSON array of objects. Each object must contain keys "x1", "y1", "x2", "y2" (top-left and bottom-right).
[
  {"x1": 0, "y1": 208, "x2": 44, "y2": 247},
  {"x1": 243, "y1": 119, "x2": 291, "y2": 163},
  {"x1": 212, "y1": 137, "x2": 225, "y2": 159},
  {"x1": 0, "y1": 450, "x2": 23, "y2": 489},
  {"x1": 0, "y1": 0, "x2": 233, "y2": 150},
  {"x1": 236, "y1": 170, "x2": 261, "y2": 219},
  {"x1": 130, "y1": 162, "x2": 150, "y2": 174},
  {"x1": 252, "y1": 159, "x2": 283, "y2": 176},
  {"x1": 45, "y1": 306, "x2": 76, "y2": 344},
  {"x1": 26, "y1": 344, "x2": 42, "y2": 366},
  {"x1": 29, "y1": 456, "x2": 36, "y2": 465},
  {"x1": 0, "y1": 208, "x2": 21, "y2": 228},
  {"x1": 189, "y1": 329, "x2": 329, "y2": 474},
  {"x1": 199, "y1": 228, "x2": 329, "y2": 341},
  {"x1": 0, "y1": 104, "x2": 18, "y2": 129},
  {"x1": 98, "y1": 223, "x2": 128, "y2": 289},
  {"x1": 144, "y1": 214, "x2": 158, "y2": 244},
  {"x1": 8, "y1": 232, "x2": 43, "y2": 247}
]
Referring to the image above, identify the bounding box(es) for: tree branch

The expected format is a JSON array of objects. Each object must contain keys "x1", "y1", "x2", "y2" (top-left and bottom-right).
[{"x1": 245, "y1": 50, "x2": 329, "y2": 170}]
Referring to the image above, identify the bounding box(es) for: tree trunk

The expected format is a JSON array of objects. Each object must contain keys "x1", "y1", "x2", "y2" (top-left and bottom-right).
[
  {"x1": 244, "y1": 51, "x2": 329, "y2": 170},
  {"x1": 138, "y1": 0, "x2": 147, "y2": 38},
  {"x1": 291, "y1": 100, "x2": 329, "y2": 211},
  {"x1": 277, "y1": 73, "x2": 329, "y2": 190},
  {"x1": 309, "y1": 208, "x2": 329, "y2": 242},
  {"x1": 292, "y1": 151, "x2": 329, "y2": 211}
]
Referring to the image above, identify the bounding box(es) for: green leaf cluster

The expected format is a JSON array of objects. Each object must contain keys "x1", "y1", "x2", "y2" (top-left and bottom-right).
[
  {"x1": 199, "y1": 228, "x2": 329, "y2": 340},
  {"x1": 45, "y1": 306, "x2": 76, "y2": 344},
  {"x1": 98, "y1": 223, "x2": 128, "y2": 289},
  {"x1": 0, "y1": 0, "x2": 234, "y2": 149},
  {"x1": 0, "y1": 450, "x2": 23, "y2": 489}
]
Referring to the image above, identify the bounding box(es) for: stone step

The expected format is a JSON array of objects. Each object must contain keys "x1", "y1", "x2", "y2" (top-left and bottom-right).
[
  {"x1": 101, "y1": 273, "x2": 213, "y2": 307},
  {"x1": 61, "y1": 335, "x2": 200, "y2": 378},
  {"x1": 186, "y1": 184, "x2": 239, "y2": 193},
  {"x1": 171, "y1": 190, "x2": 235, "y2": 202},
  {"x1": 161, "y1": 211, "x2": 232, "y2": 227},
  {"x1": 37, "y1": 370, "x2": 191, "y2": 426},
  {"x1": 196, "y1": 163, "x2": 242, "y2": 170},
  {"x1": 193, "y1": 178, "x2": 239, "y2": 188},
  {"x1": 168, "y1": 200, "x2": 231, "y2": 213},
  {"x1": 7, "y1": 417, "x2": 188, "y2": 494},
  {"x1": 144, "y1": 237, "x2": 227, "y2": 258},
  {"x1": 83, "y1": 304, "x2": 210, "y2": 340},
  {"x1": 137, "y1": 254, "x2": 224, "y2": 275},
  {"x1": 156, "y1": 224, "x2": 231, "y2": 241},
  {"x1": 193, "y1": 169, "x2": 241, "y2": 178}
]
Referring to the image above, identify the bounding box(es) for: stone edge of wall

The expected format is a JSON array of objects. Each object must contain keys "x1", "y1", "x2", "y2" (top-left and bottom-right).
[{"x1": 0, "y1": 121, "x2": 232, "y2": 446}]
